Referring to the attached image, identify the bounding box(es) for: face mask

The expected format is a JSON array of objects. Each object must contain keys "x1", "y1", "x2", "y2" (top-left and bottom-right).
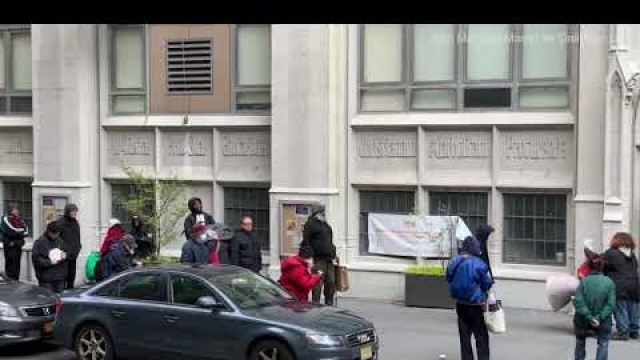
[
  {"x1": 315, "y1": 213, "x2": 326, "y2": 222},
  {"x1": 620, "y1": 247, "x2": 632, "y2": 257}
]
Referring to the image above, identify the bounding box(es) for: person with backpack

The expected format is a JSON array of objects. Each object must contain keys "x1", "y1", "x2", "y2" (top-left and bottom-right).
[
  {"x1": 100, "y1": 218, "x2": 126, "y2": 255},
  {"x1": 104, "y1": 235, "x2": 140, "y2": 279},
  {"x1": 574, "y1": 256, "x2": 615, "y2": 360},
  {"x1": 0, "y1": 203, "x2": 28, "y2": 280},
  {"x1": 446, "y1": 235, "x2": 493, "y2": 360}
]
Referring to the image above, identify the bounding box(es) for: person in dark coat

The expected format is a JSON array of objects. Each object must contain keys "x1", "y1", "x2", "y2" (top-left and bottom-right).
[
  {"x1": 32, "y1": 222, "x2": 68, "y2": 294},
  {"x1": 0, "y1": 203, "x2": 28, "y2": 280},
  {"x1": 602, "y1": 232, "x2": 640, "y2": 340},
  {"x1": 130, "y1": 215, "x2": 154, "y2": 259},
  {"x1": 279, "y1": 244, "x2": 322, "y2": 302},
  {"x1": 105, "y1": 235, "x2": 139, "y2": 279},
  {"x1": 475, "y1": 224, "x2": 495, "y2": 280},
  {"x1": 180, "y1": 223, "x2": 214, "y2": 265},
  {"x1": 56, "y1": 203, "x2": 81, "y2": 289},
  {"x1": 230, "y1": 216, "x2": 262, "y2": 273},
  {"x1": 183, "y1": 197, "x2": 215, "y2": 241},
  {"x1": 573, "y1": 256, "x2": 615, "y2": 360},
  {"x1": 301, "y1": 204, "x2": 336, "y2": 306}
]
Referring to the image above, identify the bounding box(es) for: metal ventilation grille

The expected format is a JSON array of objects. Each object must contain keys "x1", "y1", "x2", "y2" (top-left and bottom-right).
[{"x1": 166, "y1": 39, "x2": 213, "y2": 93}]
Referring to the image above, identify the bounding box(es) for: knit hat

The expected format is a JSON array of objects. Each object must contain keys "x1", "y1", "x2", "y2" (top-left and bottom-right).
[
  {"x1": 108, "y1": 218, "x2": 121, "y2": 228},
  {"x1": 298, "y1": 244, "x2": 314, "y2": 259},
  {"x1": 46, "y1": 221, "x2": 62, "y2": 234},
  {"x1": 191, "y1": 223, "x2": 208, "y2": 239},
  {"x1": 462, "y1": 236, "x2": 482, "y2": 256}
]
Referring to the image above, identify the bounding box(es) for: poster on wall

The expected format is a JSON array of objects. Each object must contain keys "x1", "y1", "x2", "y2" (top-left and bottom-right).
[
  {"x1": 367, "y1": 214, "x2": 472, "y2": 258},
  {"x1": 42, "y1": 196, "x2": 68, "y2": 231},
  {"x1": 281, "y1": 203, "x2": 313, "y2": 256}
]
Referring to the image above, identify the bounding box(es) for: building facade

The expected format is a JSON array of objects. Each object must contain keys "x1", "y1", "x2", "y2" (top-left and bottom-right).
[{"x1": 0, "y1": 24, "x2": 639, "y2": 309}]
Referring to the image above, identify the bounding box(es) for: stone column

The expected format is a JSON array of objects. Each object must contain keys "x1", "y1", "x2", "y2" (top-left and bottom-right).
[{"x1": 31, "y1": 24, "x2": 101, "y2": 284}]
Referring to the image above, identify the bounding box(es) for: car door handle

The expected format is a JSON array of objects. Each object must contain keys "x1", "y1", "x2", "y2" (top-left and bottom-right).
[
  {"x1": 110, "y1": 310, "x2": 127, "y2": 318},
  {"x1": 163, "y1": 315, "x2": 179, "y2": 324}
]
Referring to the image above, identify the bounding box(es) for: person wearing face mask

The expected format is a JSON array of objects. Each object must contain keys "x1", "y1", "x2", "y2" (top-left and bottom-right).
[
  {"x1": 104, "y1": 235, "x2": 140, "y2": 279},
  {"x1": 180, "y1": 223, "x2": 215, "y2": 264},
  {"x1": 603, "y1": 232, "x2": 640, "y2": 341},
  {"x1": 32, "y1": 222, "x2": 68, "y2": 293}
]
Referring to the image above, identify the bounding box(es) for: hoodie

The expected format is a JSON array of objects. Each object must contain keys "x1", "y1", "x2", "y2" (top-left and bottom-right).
[
  {"x1": 131, "y1": 216, "x2": 154, "y2": 259},
  {"x1": 100, "y1": 224, "x2": 126, "y2": 255},
  {"x1": 278, "y1": 255, "x2": 321, "y2": 302},
  {"x1": 475, "y1": 224, "x2": 495, "y2": 279},
  {"x1": 603, "y1": 247, "x2": 640, "y2": 301},
  {"x1": 56, "y1": 204, "x2": 81, "y2": 259},
  {"x1": 183, "y1": 197, "x2": 215, "y2": 241},
  {"x1": 105, "y1": 235, "x2": 137, "y2": 278},
  {"x1": 446, "y1": 236, "x2": 492, "y2": 305}
]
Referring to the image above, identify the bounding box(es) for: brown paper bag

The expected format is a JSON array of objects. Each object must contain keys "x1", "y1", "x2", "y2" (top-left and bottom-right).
[{"x1": 335, "y1": 264, "x2": 349, "y2": 292}]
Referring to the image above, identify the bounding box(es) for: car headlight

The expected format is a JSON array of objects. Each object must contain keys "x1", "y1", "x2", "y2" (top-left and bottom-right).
[
  {"x1": 0, "y1": 303, "x2": 20, "y2": 317},
  {"x1": 305, "y1": 332, "x2": 344, "y2": 348}
]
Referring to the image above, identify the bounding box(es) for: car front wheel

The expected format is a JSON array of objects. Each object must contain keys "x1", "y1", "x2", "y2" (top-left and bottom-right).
[
  {"x1": 249, "y1": 340, "x2": 295, "y2": 360},
  {"x1": 74, "y1": 325, "x2": 114, "y2": 360}
]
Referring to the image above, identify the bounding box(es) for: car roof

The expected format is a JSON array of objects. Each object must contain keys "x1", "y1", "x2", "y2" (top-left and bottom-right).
[{"x1": 134, "y1": 263, "x2": 249, "y2": 278}]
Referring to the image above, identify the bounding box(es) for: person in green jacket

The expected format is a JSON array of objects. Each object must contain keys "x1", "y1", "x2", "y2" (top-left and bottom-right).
[{"x1": 574, "y1": 256, "x2": 616, "y2": 360}]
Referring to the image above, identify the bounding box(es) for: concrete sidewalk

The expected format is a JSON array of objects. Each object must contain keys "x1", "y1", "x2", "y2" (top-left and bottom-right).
[{"x1": 339, "y1": 298, "x2": 640, "y2": 360}]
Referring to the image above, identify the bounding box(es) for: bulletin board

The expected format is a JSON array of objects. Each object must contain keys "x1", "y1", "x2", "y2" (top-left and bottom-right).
[
  {"x1": 42, "y1": 195, "x2": 68, "y2": 231},
  {"x1": 280, "y1": 203, "x2": 315, "y2": 256}
]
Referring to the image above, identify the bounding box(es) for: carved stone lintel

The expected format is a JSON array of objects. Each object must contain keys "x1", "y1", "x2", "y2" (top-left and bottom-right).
[
  {"x1": 357, "y1": 133, "x2": 416, "y2": 158},
  {"x1": 503, "y1": 134, "x2": 568, "y2": 161},
  {"x1": 222, "y1": 133, "x2": 270, "y2": 157}
]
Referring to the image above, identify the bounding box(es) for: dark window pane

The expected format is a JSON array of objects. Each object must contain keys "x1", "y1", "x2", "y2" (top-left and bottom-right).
[
  {"x1": 9, "y1": 96, "x2": 32, "y2": 114},
  {"x1": 463, "y1": 88, "x2": 511, "y2": 108},
  {"x1": 95, "y1": 281, "x2": 120, "y2": 297},
  {"x1": 360, "y1": 191, "x2": 415, "y2": 256},
  {"x1": 224, "y1": 187, "x2": 270, "y2": 251},
  {"x1": 111, "y1": 183, "x2": 155, "y2": 229},
  {"x1": 503, "y1": 194, "x2": 566, "y2": 265},
  {"x1": 119, "y1": 273, "x2": 167, "y2": 302},
  {"x1": 0, "y1": 97, "x2": 6, "y2": 114},
  {"x1": 171, "y1": 274, "x2": 213, "y2": 306},
  {"x1": 428, "y1": 192, "x2": 489, "y2": 234}
]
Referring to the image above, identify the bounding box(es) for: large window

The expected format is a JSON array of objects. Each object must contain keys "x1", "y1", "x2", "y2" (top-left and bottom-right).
[
  {"x1": 3, "y1": 181, "x2": 32, "y2": 234},
  {"x1": 0, "y1": 27, "x2": 32, "y2": 115},
  {"x1": 360, "y1": 24, "x2": 574, "y2": 112},
  {"x1": 503, "y1": 194, "x2": 567, "y2": 266},
  {"x1": 429, "y1": 191, "x2": 488, "y2": 234},
  {"x1": 111, "y1": 183, "x2": 155, "y2": 230},
  {"x1": 359, "y1": 190, "x2": 415, "y2": 255},
  {"x1": 109, "y1": 25, "x2": 147, "y2": 115},
  {"x1": 223, "y1": 187, "x2": 270, "y2": 250},
  {"x1": 234, "y1": 24, "x2": 271, "y2": 112}
]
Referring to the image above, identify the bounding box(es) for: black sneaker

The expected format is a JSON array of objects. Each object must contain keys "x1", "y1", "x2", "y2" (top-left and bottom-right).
[
  {"x1": 612, "y1": 332, "x2": 630, "y2": 341},
  {"x1": 630, "y1": 332, "x2": 639, "y2": 340}
]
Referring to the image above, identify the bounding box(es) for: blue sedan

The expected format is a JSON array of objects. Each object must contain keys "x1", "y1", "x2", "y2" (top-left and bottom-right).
[{"x1": 53, "y1": 264, "x2": 379, "y2": 360}]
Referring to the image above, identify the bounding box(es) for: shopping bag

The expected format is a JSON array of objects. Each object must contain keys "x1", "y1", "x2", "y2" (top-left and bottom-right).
[
  {"x1": 85, "y1": 251, "x2": 100, "y2": 282},
  {"x1": 335, "y1": 264, "x2": 350, "y2": 292},
  {"x1": 545, "y1": 274, "x2": 580, "y2": 312},
  {"x1": 484, "y1": 291, "x2": 506, "y2": 333}
]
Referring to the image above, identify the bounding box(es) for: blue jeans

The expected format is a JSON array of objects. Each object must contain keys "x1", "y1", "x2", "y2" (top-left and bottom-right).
[
  {"x1": 614, "y1": 300, "x2": 640, "y2": 334},
  {"x1": 575, "y1": 328, "x2": 610, "y2": 360}
]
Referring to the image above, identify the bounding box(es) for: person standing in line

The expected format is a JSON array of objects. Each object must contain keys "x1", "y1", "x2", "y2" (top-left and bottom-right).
[
  {"x1": 578, "y1": 238, "x2": 601, "y2": 280},
  {"x1": 130, "y1": 215, "x2": 154, "y2": 259},
  {"x1": 279, "y1": 244, "x2": 322, "y2": 302},
  {"x1": 447, "y1": 236, "x2": 493, "y2": 360},
  {"x1": 0, "y1": 203, "x2": 28, "y2": 280},
  {"x1": 56, "y1": 204, "x2": 81, "y2": 289},
  {"x1": 230, "y1": 215, "x2": 262, "y2": 273},
  {"x1": 32, "y1": 222, "x2": 68, "y2": 293},
  {"x1": 602, "y1": 232, "x2": 640, "y2": 340},
  {"x1": 475, "y1": 224, "x2": 495, "y2": 280},
  {"x1": 574, "y1": 256, "x2": 615, "y2": 360},
  {"x1": 104, "y1": 235, "x2": 140, "y2": 279},
  {"x1": 183, "y1": 197, "x2": 215, "y2": 241},
  {"x1": 100, "y1": 218, "x2": 126, "y2": 256},
  {"x1": 301, "y1": 204, "x2": 337, "y2": 306},
  {"x1": 180, "y1": 223, "x2": 215, "y2": 265}
]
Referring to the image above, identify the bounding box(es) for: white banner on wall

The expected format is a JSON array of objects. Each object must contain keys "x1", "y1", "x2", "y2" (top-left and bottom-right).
[{"x1": 367, "y1": 214, "x2": 472, "y2": 258}]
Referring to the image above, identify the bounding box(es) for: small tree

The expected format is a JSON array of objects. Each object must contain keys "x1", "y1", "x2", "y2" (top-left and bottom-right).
[{"x1": 115, "y1": 165, "x2": 188, "y2": 260}]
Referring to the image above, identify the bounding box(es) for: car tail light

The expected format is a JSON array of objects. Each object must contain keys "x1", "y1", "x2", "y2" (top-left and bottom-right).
[{"x1": 55, "y1": 299, "x2": 63, "y2": 315}]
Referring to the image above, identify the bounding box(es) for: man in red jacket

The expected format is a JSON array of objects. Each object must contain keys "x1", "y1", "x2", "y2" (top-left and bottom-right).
[{"x1": 279, "y1": 245, "x2": 322, "y2": 302}]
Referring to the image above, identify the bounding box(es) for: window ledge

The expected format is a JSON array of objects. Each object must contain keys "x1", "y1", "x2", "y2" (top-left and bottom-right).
[
  {"x1": 352, "y1": 112, "x2": 574, "y2": 127},
  {"x1": 104, "y1": 115, "x2": 271, "y2": 127},
  {"x1": 0, "y1": 116, "x2": 33, "y2": 127}
]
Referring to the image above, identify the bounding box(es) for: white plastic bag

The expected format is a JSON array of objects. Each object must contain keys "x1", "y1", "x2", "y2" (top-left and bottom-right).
[
  {"x1": 48, "y1": 248, "x2": 63, "y2": 264},
  {"x1": 545, "y1": 274, "x2": 580, "y2": 312},
  {"x1": 484, "y1": 291, "x2": 506, "y2": 333}
]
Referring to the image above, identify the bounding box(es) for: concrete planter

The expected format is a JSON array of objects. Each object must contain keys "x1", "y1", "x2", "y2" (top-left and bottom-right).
[{"x1": 404, "y1": 273, "x2": 455, "y2": 309}]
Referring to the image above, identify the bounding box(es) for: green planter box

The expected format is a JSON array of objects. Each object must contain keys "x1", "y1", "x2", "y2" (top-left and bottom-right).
[{"x1": 404, "y1": 273, "x2": 455, "y2": 309}]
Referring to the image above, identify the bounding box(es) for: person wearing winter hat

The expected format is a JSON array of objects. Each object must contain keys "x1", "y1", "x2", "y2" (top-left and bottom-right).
[
  {"x1": 104, "y1": 234, "x2": 139, "y2": 279},
  {"x1": 32, "y1": 222, "x2": 68, "y2": 293},
  {"x1": 447, "y1": 236, "x2": 493, "y2": 360},
  {"x1": 100, "y1": 218, "x2": 126, "y2": 255},
  {"x1": 577, "y1": 238, "x2": 602, "y2": 280},
  {"x1": 131, "y1": 215, "x2": 154, "y2": 259},
  {"x1": 300, "y1": 204, "x2": 337, "y2": 305},
  {"x1": 0, "y1": 203, "x2": 28, "y2": 280},
  {"x1": 180, "y1": 223, "x2": 215, "y2": 264},
  {"x1": 56, "y1": 203, "x2": 81, "y2": 289},
  {"x1": 183, "y1": 197, "x2": 215, "y2": 241},
  {"x1": 278, "y1": 244, "x2": 322, "y2": 302}
]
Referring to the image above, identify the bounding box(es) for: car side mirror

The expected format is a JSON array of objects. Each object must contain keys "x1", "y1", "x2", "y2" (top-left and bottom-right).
[{"x1": 195, "y1": 296, "x2": 224, "y2": 310}]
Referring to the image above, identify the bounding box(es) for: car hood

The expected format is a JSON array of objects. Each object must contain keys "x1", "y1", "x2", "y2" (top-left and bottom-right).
[
  {"x1": 0, "y1": 282, "x2": 57, "y2": 307},
  {"x1": 245, "y1": 301, "x2": 374, "y2": 335}
]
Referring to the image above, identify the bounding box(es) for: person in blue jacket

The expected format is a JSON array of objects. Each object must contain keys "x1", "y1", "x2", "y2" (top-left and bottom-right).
[{"x1": 447, "y1": 235, "x2": 493, "y2": 360}]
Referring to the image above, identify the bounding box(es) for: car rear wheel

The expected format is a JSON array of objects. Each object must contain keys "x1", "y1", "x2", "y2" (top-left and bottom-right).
[
  {"x1": 74, "y1": 325, "x2": 114, "y2": 360},
  {"x1": 249, "y1": 340, "x2": 295, "y2": 360}
]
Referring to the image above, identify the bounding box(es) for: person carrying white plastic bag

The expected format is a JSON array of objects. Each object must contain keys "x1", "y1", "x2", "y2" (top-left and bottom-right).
[{"x1": 484, "y1": 290, "x2": 506, "y2": 333}]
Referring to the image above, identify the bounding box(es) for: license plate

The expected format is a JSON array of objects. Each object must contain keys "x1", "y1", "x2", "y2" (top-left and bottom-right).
[
  {"x1": 43, "y1": 321, "x2": 54, "y2": 334},
  {"x1": 360, "y1": 345, "x2": 373, "y2": 360}
]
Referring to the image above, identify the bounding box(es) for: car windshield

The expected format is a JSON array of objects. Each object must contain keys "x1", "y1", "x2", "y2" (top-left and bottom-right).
[{"x1": 209, "y1": 271, "x2": 294, "y2": 309}]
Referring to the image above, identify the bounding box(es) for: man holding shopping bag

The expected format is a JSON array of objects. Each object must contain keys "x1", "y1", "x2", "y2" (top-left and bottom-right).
[{"x1": 447, "y1": 236, "x2": 493, "y2": 360}]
